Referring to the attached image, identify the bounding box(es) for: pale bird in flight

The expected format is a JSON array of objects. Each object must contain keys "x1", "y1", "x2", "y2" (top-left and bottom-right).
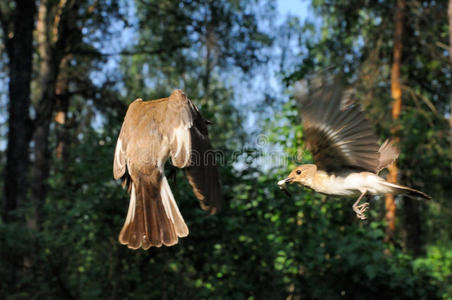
[
  {"x1": 113, "y1": 90, "x2": 222, "y2": 249},
  {"x1": 278, "y1": 77, "x2": 430, "y2": 219}
]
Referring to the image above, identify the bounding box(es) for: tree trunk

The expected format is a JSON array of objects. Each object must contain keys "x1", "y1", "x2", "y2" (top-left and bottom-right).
[
  {"x1": 29, "y1": 0, "x2": 75, "y2": 229},
  {"x1": 449, "y1": 0, "x2": 452, "y2": 173},
  {"x1": 385, "y1": 0, "x2": 405, "y2": 243},
  {"x1": 53, "y1": 67, "x2": 72, "y2": 192},
  {"x1": 55, "y1": 57, "x2": 71, "y2": 161},
  {"x1": 1, "y1": 0, "x2": 37, "y2": 222},
  {"x1": 55, "y1": 95, "x2": 70, "y2": 160},
  {"x1": 0, "y1": 0, "x2": 37, "y2": 287},
  {"x1": 28, "y1": 0, "x2": 54, "y2": 230},
  {"x1": 29, "y1": 121, "x2": 52, "y2": 230}
]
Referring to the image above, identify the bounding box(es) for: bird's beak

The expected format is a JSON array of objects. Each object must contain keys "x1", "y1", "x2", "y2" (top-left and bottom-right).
[{"x1": 278, "y1": 177, "x2": 294, "y2": 186}]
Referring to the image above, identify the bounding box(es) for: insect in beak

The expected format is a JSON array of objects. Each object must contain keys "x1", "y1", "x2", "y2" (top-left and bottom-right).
[
  {"x1": 277, "y1": 177, "x2": 294, "y2": 198},
  {"x1": 278, "y1": 177, "x2": 294, "y2": 186}
]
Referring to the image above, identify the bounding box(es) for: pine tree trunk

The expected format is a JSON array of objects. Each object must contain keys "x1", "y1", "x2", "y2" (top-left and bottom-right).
[
  {"x1": 55, "y1": 57, "x2": 71, "y2": 161},
  {"x1": 0, "y1": 0, "x2": 37, "y2": 286},
  {"x1": 29, "y1": 0, "x2": 74, "y2": 229},
  {"x1": 385, "y1": 0, "x2": 405, "y2": 243},
  {"x1": 2, "y1": 0, "x2": 36, "y2": 222},
  {"x1": 28, "y1": 0, "x2": 55, "y2": 230}
]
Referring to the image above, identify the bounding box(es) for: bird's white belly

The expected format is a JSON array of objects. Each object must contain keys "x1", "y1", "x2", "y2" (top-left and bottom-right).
[
  {"x1": 314, "y1": 176, "x2": 358, "y2": 196},
  {"x1": 313, "y1": 172, "x2": 391, "y2": 196}
]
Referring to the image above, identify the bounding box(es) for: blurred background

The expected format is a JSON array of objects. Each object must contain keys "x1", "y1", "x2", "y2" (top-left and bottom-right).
[{"x1": 1, "y1": 0, "x2": 451, "y2": 299}]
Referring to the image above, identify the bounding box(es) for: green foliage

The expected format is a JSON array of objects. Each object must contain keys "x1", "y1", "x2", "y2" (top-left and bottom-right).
[
  {"x1": 0, "y1": 124, "x2": 448, "y2": 299},
  {"x1": 413, "y1": 245, "x2": 452, "y2": 299},
  {"x1": 0, "y1": 124, "x2": 448, "y2": 298}
]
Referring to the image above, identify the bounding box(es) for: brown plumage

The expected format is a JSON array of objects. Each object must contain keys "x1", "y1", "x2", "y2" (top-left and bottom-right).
[
  {"x1": 278, "y1": 76, "x2": 430, "y2": 219},
  {"x1": 376, "y1": 139, "x2": 400, "y2": 174},
  {"x1": 113, "y1": 90, "x2": 222, "y2": 249}
]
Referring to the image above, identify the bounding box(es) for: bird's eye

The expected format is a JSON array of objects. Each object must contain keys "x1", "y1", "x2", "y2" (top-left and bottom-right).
[{"x1": 296, "y1": 170, "x2": 302, "y2": 175}]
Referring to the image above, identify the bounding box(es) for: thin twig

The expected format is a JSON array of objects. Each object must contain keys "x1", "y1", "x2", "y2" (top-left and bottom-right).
[
  {"x1": 402, "y1": 84, "x2": 439, "y2": 114},
  {"x1": 436, "y1": 41, "x2": 451, "y2": 52}
]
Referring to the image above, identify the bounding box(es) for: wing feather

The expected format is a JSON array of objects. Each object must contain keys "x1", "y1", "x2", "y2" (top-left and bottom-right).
[
  {"x1": 113, "y1": 128, "x2": 127, "y2": 180},
  {"x1": 295, "y1": 76, "x2": 380, "y2": 172},
  {"x1": 185, "y1": 122, "x2": 223, "y2": 214},
  {"x1": 166, "y1": 90, "x2": 194, "y2": 168},
  {"x1": 165, "y1": 90, "x2": 223, "y2": 213}
]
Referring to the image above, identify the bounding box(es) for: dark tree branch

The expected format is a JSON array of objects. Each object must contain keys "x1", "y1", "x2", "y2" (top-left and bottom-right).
[{"x1": 71, "y1": 44, "x2": 190, "y2": 57}]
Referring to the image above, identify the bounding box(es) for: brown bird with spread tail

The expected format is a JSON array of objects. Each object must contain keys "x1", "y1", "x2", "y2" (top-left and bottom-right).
[
  {"x1": 113, "y1": 90, "x2": 222, "y2": 249},
  {"x1": 278, "y1": 77, "x2": 430, "y2": 219}
]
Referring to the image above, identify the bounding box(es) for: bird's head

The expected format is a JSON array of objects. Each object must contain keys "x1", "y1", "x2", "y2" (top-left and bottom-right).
[{"x1": 278, "y1": 164, "x2": 317, "y2": 188}]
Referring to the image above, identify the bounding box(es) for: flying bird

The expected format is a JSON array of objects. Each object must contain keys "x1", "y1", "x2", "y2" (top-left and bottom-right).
[
  {"x1": 113, "y1": 90, "x2": 222, "y2": 249},
  {"x1": 278, "y1": 77, "x2": 430, "y2": 219}
]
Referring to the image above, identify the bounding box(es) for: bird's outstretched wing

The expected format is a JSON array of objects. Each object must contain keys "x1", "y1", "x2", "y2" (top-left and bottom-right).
[
  {"x1": 294, "y1": 76, "x2": 380, "y2": 173},
  {"x1": 113, "y1": 90, "x2": 222, "y2": 249},
  {"x1": 185, "y1": 120, "x2": 222, "y2": 214}
]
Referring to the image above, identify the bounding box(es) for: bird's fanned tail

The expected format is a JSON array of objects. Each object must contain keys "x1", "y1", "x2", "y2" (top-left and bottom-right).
[
  {"x1": 118, "y1": 175, "x2": 189, "y2": 250},
  {"x1": 379, "y1": 181, "x2": 431, "y2": 200}
]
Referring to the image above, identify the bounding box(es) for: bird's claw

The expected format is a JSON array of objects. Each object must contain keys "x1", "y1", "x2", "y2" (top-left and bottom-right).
[{"x1": 353, "y1": 202, "x2": 369, "y2": 220}]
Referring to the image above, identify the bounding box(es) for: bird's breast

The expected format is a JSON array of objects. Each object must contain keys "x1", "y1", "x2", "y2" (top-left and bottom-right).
[
  {"x1": 310, "y1": 172, "x2": 356, "y2": 196},
  {"x1": 309, "y1": 171, "x2": 389, "y2": 196}
]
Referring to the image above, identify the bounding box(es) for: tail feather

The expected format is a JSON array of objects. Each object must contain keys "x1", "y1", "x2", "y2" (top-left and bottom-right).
[
  {"x1": 118, "y1": 184, "x2": 138, "y2": 246},
  {"x1": 161, "y1": 177, "x2": 189, "y2": 237},
  {"x1": 380, "y1": 181, "x2": 431, "y2": 200},
  {"x1": 119, "y1": 175, "x2": 189, "y2": 250}
]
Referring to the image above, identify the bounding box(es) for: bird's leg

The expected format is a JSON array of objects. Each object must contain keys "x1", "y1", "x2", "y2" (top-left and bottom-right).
[{"x1": 352, "y1": 190, "x2": 369, "y2": 220}]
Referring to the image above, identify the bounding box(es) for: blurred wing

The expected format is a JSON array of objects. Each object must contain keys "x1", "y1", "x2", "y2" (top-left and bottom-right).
[
  {"x1": 295, "y1": 77, "x2": 380, "y2": 173},
  {"x1": 184, "y1": 120, "x2": 223, "y2": 214},
  {"x1": 164, "y1": 90, "x2": 223, "y2": 213}
]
